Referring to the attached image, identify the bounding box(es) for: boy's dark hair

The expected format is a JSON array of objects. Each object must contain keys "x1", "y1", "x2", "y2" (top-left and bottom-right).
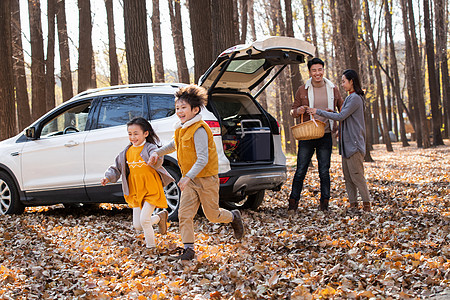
[
  {"x1": 175, "y1": 84, "x2": 208, "y2": 114},
  {"x1": 307, "y1": 57, "x2": 325, "y2": 70},
  {"x1": 127, "y1": 117, "x2": 160, "y2": 146}
]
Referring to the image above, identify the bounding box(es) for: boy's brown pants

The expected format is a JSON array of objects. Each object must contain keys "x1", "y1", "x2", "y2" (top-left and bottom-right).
[{"x1": 178, "y1": 175, "x2": 233, "y2": 244}]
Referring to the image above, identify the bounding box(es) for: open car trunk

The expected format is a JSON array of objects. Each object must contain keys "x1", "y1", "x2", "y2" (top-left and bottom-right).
[
  {"x1": 207, "y1": 92, "x2": 275, "y2": 164},
  {"x1": 200, "y1": 36, "x2": 315, "y2": 165}
]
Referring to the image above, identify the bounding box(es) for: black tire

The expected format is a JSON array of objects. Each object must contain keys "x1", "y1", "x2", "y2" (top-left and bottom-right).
[
  {"x1": 243, "y1": 190, "x2": 265, "y2": 210},
  {"x1": 157, "y1": 165, "x2": 181, "y2": 222},
  {"x1": 220, "y1": 189, "x2": 266, "y2": 211},
  {"x1": 0, "y1": 171, "x2": 25, "y2": 215}
]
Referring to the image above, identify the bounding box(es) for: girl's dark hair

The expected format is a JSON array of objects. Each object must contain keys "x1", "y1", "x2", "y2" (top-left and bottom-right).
[
  {"x1": 175, "y1": 84, "x2": 208, "y2": 114},
  {"x1": 127, "y1": 117, "x2": 160, "y2": 145},
  {"x1": 343, "y1": 69, "x2": 364, "y2": 96}
]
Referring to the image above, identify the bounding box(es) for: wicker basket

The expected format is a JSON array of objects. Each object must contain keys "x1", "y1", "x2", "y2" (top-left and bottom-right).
[{"x1": 291, "y1": 114, "x2": 326, "y2": 140}]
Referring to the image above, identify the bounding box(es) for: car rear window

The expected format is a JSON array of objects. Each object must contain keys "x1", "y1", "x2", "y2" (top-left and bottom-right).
[
  {"x1": 226, "y1": 59, "x2": 265, "y2": 74},
  {"x1": 96, "y1": 95, "x2": 148, "y2": 129}
]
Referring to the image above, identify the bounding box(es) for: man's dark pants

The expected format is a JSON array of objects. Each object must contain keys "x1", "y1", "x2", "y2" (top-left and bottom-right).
[{"x1": 289, "y1": 133, "x2": 332, "y2": 209}]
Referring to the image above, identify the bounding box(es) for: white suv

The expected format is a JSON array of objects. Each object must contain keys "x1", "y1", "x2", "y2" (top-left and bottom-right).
[{"x1": 0, "y1": 37, "x2": 314, "y2": 220}]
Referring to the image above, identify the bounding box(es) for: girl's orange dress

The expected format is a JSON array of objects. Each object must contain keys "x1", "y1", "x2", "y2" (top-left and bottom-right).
[{"x1": 124, "y1": 145, "x2": 167, "y2": 209}]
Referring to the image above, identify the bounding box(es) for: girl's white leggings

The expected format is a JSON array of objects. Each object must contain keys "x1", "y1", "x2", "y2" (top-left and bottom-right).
[{"x1": 133, "y1": 202, "x2": 160, "y2": 248}]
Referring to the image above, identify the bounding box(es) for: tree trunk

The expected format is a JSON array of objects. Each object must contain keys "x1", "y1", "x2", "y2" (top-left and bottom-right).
[
  {"x1": 302, "y1": 0, "x2": 311, "y2": 42},
  {"x1": 168, "y1": 0, "x2": 189, "y2": 83},
  {"x1": 10, "y1": 0, "x2": 31, "y2": 130},
  {"x1": 189, "y1": 0, "x2": 213, "y2": 83},
  {"x1": 0, "y1": 0, "x2": 17, "y2": 140},
  {"x1": 423, "y1": 0, "x2": 444, "y2": 146},
  {"x1": 407, "y1": 0, "x2": 430, "y2": 148},
  {"x1": 362, "y1": 0, "x2": 393, "y2": 152},
  {"x1": 435, "y1": 0, "x2": 450, "y2": 138},
  {"x1": 211, "y1": 0, "x2": 236, "y2": 58},
  {"x1": 46, "y1": 0, "x2": 56, "y2": 111},
  {"x1": 28, "y1": 0, "x2": 46, "y2": 120},
  {"x1": 400, "y1": 0, "x2": 420, "y2": 144},
  {"x1": 337, "y1": 0, "x2": 359, "y2": 72},
  {"x1": 248, "y1": 0, "x2": 257, "y2": 41},
  {"x1": 124, "y1": 0, "x2": 153, "y2": 83},
  {"x1": 329, "y1": 0, "x2": 343, "y2": 84},
  {"x1": 306, "y1": 0, "x2": 319, "y2": 57},
  {"x1": 269, "y1": 0, "x2": 296, "y2": 153},
  {"x1": 384, "y1": 0, "x2": 409, "y2": 147},
  {"x1": 321, "y1": 0, "x2": 330, "y2": 79},
  {"x1": 152, "y1": 0, "x2": 164, "y2": 83},
  {"x1": 56, "y1": 0, "x2": 73, "y2": 101},
  {"x1": 105, "y1": 0, "x2": 121, "y2": 86},
  {"x1": 78, "y1": 0, "x2": 93, "y2": 92},
  {"x1": 239, "y1": 0, "x2": 248, "y2": 43},
  {"x1": 285, "y1": 0, "x2": 303, "y2": 94}
]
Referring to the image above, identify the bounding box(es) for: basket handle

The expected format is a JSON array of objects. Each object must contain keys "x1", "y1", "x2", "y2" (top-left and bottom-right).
[{"x1": 301, "y1": 112, "x2": 319, "y2": 127}]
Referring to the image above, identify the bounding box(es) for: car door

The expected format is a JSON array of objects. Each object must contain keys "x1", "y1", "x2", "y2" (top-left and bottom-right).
[
  {"x1": 84, "y1": 94, "x2": 150, "y2": 202},
  {"x1": 20, "y1": 100, "x2": 92, "y2": 201}
]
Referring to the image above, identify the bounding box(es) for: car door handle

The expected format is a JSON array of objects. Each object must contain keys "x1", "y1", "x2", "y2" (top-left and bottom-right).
[
  {"x1": 10, "y1": 152, "x2": 20, "y2": 156},
  {"x1": 64, "y1": 141, "x2": 79, "y2": 147}
]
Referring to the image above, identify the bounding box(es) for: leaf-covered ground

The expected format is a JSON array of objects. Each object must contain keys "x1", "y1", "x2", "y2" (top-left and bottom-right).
[{"x1": 1, "y1": 141, "x2": 449, "y2": 299}]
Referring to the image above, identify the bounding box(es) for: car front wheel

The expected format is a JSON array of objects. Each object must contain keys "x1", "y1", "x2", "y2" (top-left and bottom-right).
[{"x1": 0, "y1": 172, "x2": 25, "y2": 215}]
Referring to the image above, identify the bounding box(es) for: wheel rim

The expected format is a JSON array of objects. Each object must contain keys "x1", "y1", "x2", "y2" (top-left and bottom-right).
[
  {"x1": 0, "y1": 179, "x2": 11, "y2": 215},
  {"x1": 155, "y1": 181, "x2": 180, "y2": 218}
]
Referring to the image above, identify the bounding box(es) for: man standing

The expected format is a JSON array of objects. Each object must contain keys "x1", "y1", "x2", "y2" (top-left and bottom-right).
[{"x1": 288, "y1": 58, "x2": 344, "y2": 212}]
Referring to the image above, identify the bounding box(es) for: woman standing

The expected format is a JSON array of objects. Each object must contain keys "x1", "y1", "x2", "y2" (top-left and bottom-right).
[{"x1": 307, "y1": 69, "x2": 371, "y2": 212}]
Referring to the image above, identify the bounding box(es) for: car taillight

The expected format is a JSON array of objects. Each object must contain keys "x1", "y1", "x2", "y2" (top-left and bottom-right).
[
  {"x1": 219, "y1": 177, "x2": 230, "y2": 184},
  {"x1": 204, "y1": 120, "x2": 221, "y2": 136}
]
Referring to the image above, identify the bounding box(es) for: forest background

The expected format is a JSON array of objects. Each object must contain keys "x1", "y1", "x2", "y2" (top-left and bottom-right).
[{"x1": 0, "y1": 0, "x2": 448, "y2": 156}]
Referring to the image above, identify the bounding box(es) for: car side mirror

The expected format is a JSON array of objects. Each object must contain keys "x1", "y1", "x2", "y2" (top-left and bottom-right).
[{"x1": 25, "y1": 127, "x2": 37, "y2": 139}]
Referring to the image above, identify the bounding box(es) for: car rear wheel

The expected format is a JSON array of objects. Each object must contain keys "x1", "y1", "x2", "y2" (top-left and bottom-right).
[
  {"x1": 0, "y1": 172, "x2": 25, "y2": 215},
  {"x1": 156, "y1": 166, "x2": 181, "y2": 222},
  {"x1": 220, "y1": 189, "x2": 265, "y2": 211}
]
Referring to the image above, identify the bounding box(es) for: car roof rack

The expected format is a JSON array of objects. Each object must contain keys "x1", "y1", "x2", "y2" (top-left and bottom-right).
[{"x1": 72, "y1": 83, "x2": 186, "y2": 100}]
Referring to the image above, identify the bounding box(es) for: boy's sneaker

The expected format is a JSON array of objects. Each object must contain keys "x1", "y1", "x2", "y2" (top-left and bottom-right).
[
  {"x1": 168, "y1": 247, "x2": 195, "y2": 261},
  {"x1": 230, "y1": 210, "x2": 244, "y2": 240},
  {"x1": 157, "y1": 210, "x2": 168, "y2": 235}
]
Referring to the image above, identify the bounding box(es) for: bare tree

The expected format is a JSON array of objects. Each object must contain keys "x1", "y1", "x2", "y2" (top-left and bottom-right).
[
  {"x1": 10, "y1": 0, "x2": 31, "y2": 130},
  {"x1": 124, "y1": 0, "x2": 153, "y2": 83},
  {"x1": 435, "y1": 0, "x2": 450, "y2": 138},
  {"x1": 361, "y1": 0, "x2": 393, "y2": 152},
  {"x1": 406, "y1": 0, "x2": 430, "y2": 148},
  {"x1": 168, "y1": 0, "x2": 189, "y2": 83},
  {"x1": 46, "y1": 0, "x2": 56, "y2": 111},
  {"x1": 384, "y1": 0, "x2": 409, "y2": 146},
  {"x1": 105, "y1": 0, "x2": 121, "y2": 85},
  {"x1": 56, "y1": 0, "x2": 73, "y2": 101},
  {"x1": 239, "y1": 0, "x2": 248, "y2": 43},
  {"x1": 151, "y1": 0, "x2": 164, "y2": 83},
  {"x1": 78, "y1": 0, "x2": 94, "y2": 92},
  {"x1": 306, "y1": 0, "x2": 319, "y2": 57},
  {"x1": 188, "y1": 0, "x2": 213, "y2": 83},
  {"x1": 28, "y1": 0, "x2": 46, "y2": 120},
  {"x1": 211, "y1": 0, "x2": 236, "y2": 58},
  {"x1": 423, "y1": 0, "x2": 444, "y2": 146},
  {"x1": 285, "y1": 0, "x2": 303, "y2": 95},
  {"x1": 0, "y1": 0, "x2": 17, "y2": 140},
  {"x1": 248, "y1": 0, "x2": 257, "y2": 41}
]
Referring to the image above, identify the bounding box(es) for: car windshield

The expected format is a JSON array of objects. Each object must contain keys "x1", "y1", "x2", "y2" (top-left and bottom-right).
[{"x1": 225, "y1": 59, "x2": 265, "y2": 74}]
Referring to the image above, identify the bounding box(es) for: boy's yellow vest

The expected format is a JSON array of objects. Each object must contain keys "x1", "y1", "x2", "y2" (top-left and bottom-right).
[{"x1": 174, "y1": 120, "x2": 218, "y2": 177}]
